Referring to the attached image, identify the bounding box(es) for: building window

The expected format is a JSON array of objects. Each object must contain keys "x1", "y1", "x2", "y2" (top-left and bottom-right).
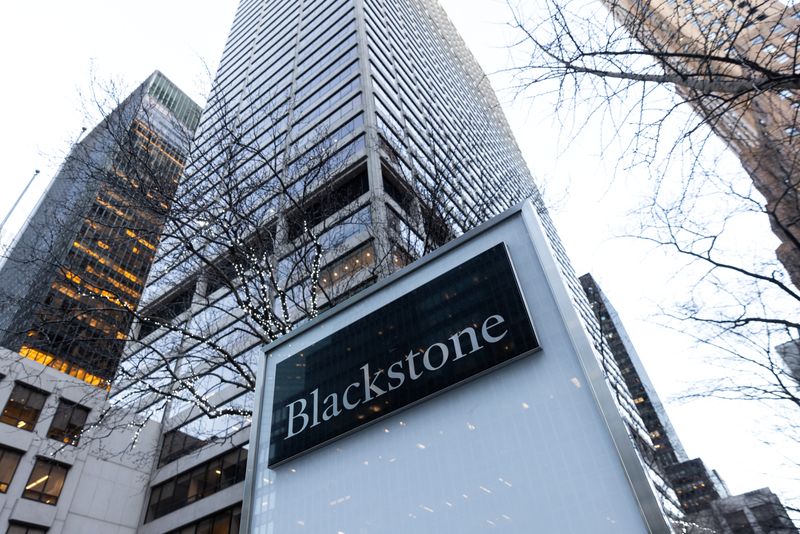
[
  {"x1": 0, "y1": 383, "x2": 48, "y2": 431},
  {"x1": 146, "y1": 446, "x2": 248, "y2": 522},
  {"x1": 7, "y1": 523, "x2": 48, "y2": 534},
  {"x1": 47, "y1": 400, "x2": 90, "y2": 446},
  {"x1": 0, "y1": 446, "x2": 23, "y2": 492},
  {"x1": 723, "y1": 510, "x2": 755, "y2": 533},
  {"x1": 167, "y1": 504, "x2": 241, "y2": 534},
  {"x1": 22, "y1": 459, "x2": 69, "y2": 505}
]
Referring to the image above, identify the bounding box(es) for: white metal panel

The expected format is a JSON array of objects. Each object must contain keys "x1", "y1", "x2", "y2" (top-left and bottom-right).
[{"x1": 244, "y1": 204, "x2": 667, "y2": 533}]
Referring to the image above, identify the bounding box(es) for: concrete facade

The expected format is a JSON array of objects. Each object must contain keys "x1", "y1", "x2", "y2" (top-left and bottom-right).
[{"x1": 0, "y1": 348, "x2": 160, "y2": 533}]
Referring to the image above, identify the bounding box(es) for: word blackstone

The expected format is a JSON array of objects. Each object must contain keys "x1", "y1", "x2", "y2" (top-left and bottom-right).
[{"x1": 285, "y1": 313, "x2": 509, "y2": 439}]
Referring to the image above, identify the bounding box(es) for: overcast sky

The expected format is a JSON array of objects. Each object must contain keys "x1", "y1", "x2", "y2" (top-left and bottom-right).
[{"x1": 0, "y1": 0, "x2": 794, "y2": 505}]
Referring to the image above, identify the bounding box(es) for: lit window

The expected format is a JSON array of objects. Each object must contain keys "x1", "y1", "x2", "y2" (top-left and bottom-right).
[
  {"x1": 751, "y1": 35, "x2": 765, "y2": 45},
  {"x1": 786, "y1": 126, "x2": 800, "y2": 137},
  {"x1": 47, "y1": 400, "x2": 90, "y2": 446},
  {"x1": 0, "y1": 446, "x2": 23, "y2": 492},
  {"x1": 0, "y1": 383, "x2": 48, "y2": 431},
  {"x1": 764, "y1": 43, "x2": 778, "y2": 54},
  {"x1": 22, "y1": 459, "x2": 69, "y2": 505}
]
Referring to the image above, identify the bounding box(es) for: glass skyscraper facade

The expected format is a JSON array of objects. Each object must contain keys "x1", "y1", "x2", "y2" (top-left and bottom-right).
[
  {"x1": 0, "y1": 72, "x2": 199, "y2": 388},
  {"x1": 114, "y1": 1, "x2": 679, "y2": 531}
]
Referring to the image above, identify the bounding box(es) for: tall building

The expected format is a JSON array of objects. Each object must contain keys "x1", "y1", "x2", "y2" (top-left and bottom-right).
[
  {"x1": 581, "y1": 273, "x2": 799, "y2": 530},
  {"x1": 580, "y1": 274, "x2": 729, "y2": 515},
  {"x1": 0, "y1": 72, "x2": 200, "y2": 388},
  {"x1": 581, "y1": 273, "x2": 689, "y2": 471},
  {"x1": 0, "y1": 347, "x2": 162, "y2": 532},
  {"x1": 604, "y1": 0, "x2": 800, "y2": 288},
  {"x1": 665, "y1": 458, "x2": 727, "y2": 515},
  {"x1": 703, "y1": 488, "x2": 798, "y2": 533},
  {"x1": 115, "y1": 1, "x2": 679, "y2": 532}
]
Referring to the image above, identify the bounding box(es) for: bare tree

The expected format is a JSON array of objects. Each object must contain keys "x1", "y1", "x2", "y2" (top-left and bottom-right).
[
  {"x1": 507, "y1": 0, "x2": 800, "y2": 285},
  {"x1": 504, "y1": 0, "x2": 800, "y2": 519},
  {"x1": 0, "y1": 66, "x2": 498, "y2": 466}
]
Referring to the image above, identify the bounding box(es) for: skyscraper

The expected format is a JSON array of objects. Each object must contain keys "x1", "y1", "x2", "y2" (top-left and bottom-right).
[
  {"x1": 580, "y1": 274, "x2": 689, "y2": 470},
  {"x1": 581, "y1": 274, "x2": 799, "y2": 529},
  {"x1": 0, "y1": 71, "x2": 200, "y2": 388},
  {"x1": 581, "y1": 273, "x2": 730, "y2": 516},
  {"x1": 604, "y1": 0, "x2": 800, "y2": 288},
  {"x1": 120, "y1": 1, "x2": 680, "y2": 532}
]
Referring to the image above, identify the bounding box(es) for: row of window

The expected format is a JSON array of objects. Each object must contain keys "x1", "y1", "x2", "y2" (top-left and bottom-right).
[
  {"x1": 0, "y1": 382, "x2": 90, "y2": 445},
  {"x1": 167, "y1": 504, "x2": 242, "y2": 534},
  {"x1": 0, "y1": 446, "x2": 70, "y2": 506},
  {"x1": 146, "y1": 445, "x2": 248, "y2": 522}
]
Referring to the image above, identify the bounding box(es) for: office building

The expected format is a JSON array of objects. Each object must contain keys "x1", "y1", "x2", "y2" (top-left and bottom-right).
[
  {"x1": 0, "y1": 347, "x2": 161, "y2": 532},
  {"x1": 0, "y1": 71, "x2": 200, "y2": 388},
  {"x1": 581, "y1": 273, "x2": 689, "y2": 470},
  {"x1": 580, "y1": 274, "x2": 732, "y2": 516},
  {"x1": 580, "y1": 273, "x2": 799, "y2": 530},
  {"x1": 704, "y1": 488, "x2": 798, "y2": 533},
  {"x1": 113, "y1": 0, "x2": 679, "y2": 532},
  {"x1": 604, "y1": 0, "x2": 800, "y2": 288},
  {"x1": 664, "y1": 458, "x2": 727, "y2": 515}
]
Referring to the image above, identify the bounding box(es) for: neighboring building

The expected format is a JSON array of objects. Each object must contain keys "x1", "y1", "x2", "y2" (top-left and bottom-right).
[
  {"x1": 114, "y1": 0, "x2": 678, "y2": 532},
  {"x1": 581, "y1": 273, "x2": 689, "y2": 471},
  {"x1": 696, "y1": 488, "x2": 799, "y2": 533},
  {"x1": 580, "y1": 273, "x2": 799, "y2": 530},
  {"x1": 0, "y1": 71, "x2": 200, "y2": 388},
  {"x1": 604, "y1": 0, "x2": 800, "y2": 288},
  {"x1": 776, "y1": 339, "x2": 800, "y2": 382},
  {"x1": 665, "y1": 458, "x2": 727, "y2": 515},
  {"x1": 0, "y1": 347, "x2": 161, "y2": 533},
  {"x1": 580, "y1": 274, "x2": 730, "y2": 516}
]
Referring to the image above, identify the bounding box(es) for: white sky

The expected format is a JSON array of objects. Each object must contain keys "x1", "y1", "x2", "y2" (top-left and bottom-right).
[{"x1": 0, "y1": 0, "x2": 794, "y2": 506}]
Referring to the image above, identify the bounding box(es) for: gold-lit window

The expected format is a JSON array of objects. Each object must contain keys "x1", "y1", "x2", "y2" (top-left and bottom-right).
[
  {"x1": 319, "y1": 242, "x2": 375, "y2": 289},
  {"x1": 0, "y1": 383, "x2": 48, "y2": 431},
  {"x1": 22, "y1": 458, "x2": 69, "y2": 505}
]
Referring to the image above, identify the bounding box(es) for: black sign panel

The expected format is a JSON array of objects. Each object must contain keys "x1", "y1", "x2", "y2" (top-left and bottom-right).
[{"x1": 268, "y1": 243, "x2": 538, "y2": 466}]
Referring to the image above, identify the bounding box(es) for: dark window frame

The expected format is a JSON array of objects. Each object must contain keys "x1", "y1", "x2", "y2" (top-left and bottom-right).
[
  {"x1": 7, "y1": 522, "x2": 48, "y2": 534},
  {"x1": 166, "y1": 504, "x2": 242, "y2": 534},
  {"x1": 47, "y1": 399, "x2": 90, "y2": 446},
  {"x1": 146, "y1": 446, "x2": 248, "y2": 522},
  {"x1": 0, "y1": 382, "x2": 49, "y2": 432},
  {"x1": 0, "y1": 445, "x2": 23, "y2": 493},
  {"x1": 22, "y1": 458, "x2": 70, "y2": 505}
]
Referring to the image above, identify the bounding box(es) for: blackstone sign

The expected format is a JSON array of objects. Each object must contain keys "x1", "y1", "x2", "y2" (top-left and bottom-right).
[{"x1": 268, "y1": 244, "x2": 539, "y2": 466}]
